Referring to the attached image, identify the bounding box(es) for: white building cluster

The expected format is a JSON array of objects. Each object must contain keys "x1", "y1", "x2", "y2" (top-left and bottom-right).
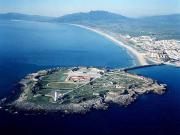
[{"x1": 130, "y1": 36, "x2": 180, "y2": 63}]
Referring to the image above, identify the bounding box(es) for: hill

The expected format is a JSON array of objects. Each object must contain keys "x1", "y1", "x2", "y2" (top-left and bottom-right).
[
  {"x1": 1, "y1": 11, "x2": 180, "y2": 25},
  {"x1": 139, "y1": 14, "x2": 180, "y2": 25},
  {"x1": 0, "y1": 12, "x2": 55, "y2": 22},
  {"x1": 54, "y1": 11, "x2": 130, "y2": 23},
  {"x1": 0, "y1": 11, "x2": 179, "y2": 39}
]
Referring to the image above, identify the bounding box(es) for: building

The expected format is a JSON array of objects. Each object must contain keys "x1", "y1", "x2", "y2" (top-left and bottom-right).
[
  {"x1": 69, "y1": 75, "x2": 91, "y2": 82},
  {"x1": 54, "y1": 91, "x2": 58, "y2": 102}
]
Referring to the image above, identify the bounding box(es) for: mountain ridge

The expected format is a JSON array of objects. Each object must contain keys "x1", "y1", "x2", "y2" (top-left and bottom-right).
[
  {"x1": 54, "y1": 11, "x2": 129, "y2": 23},
  {"x1": 0, "y1": 12, "x2": 55, "y2": 22},
  {"x1": 1, "y1": 11, "x2": 179, "y2": 22}
]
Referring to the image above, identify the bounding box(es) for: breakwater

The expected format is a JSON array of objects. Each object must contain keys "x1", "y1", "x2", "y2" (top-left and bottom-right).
[{"x1": 123, "y1": 63, "x2": 164, "y2": 71}]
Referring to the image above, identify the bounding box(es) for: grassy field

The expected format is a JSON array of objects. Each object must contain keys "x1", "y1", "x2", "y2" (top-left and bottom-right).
[
  {"x1": 47, "y1": 82, "x2": 77, "y2": 89},
  {"x1": 26, "y1": 68, "x2": 154, "y2": 105},
  {"x1": 42, "y1": 70, "x2": 68, "y2": 82}
]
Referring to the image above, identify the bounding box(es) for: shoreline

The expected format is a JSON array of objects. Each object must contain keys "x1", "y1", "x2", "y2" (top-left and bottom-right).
[{"x1": 70, "y1": 24, "x2": 149, "y2": 66}]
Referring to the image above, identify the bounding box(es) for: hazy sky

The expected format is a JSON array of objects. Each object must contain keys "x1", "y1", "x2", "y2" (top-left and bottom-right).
[{"x1": 0, "y1": 0, "x2": 180, "y2": 17}]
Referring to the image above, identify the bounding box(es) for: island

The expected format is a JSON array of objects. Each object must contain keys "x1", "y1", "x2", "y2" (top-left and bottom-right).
[{"x1": 6, "y1": 67, "x2": 166, "y2": 114}]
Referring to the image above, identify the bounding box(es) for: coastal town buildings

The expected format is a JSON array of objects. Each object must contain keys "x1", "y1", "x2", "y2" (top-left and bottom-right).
[{"x1": 129, "y1": 36, "x2": 180, "y2": 64}]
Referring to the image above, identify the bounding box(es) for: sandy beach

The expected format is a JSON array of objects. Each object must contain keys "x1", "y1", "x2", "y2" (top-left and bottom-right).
[{"x1": 71, "y1": 24, "x2": 148, "y2": 66}]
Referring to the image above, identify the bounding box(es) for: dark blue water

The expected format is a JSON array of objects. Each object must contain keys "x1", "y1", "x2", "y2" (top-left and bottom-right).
[{"x1": 0, "y1": 21, "x2": 180, "y2": 135}]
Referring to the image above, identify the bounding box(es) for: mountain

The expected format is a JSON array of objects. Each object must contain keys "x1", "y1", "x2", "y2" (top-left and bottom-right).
[
  {"x1": 0, "y1": 11, "x2": 179, "y2": 40},
  {"x1": 0, "y1": 12, "x2": 55, "y2": 22},
  {"x1": 54, "y1": 11, "x2": 180, "y2": 26},
  {"x1": 139, "y1": 14, "x2": 180, "y2": 25},
  {"x1": 52, "y1": 11, "x2": 180, "y2": 40},
  {"x1": 54, "y1": 11, "x2": 130, "y2": 23},
  {"x1": 1, "y1": 11, "x2": 179, "y2": 25}
]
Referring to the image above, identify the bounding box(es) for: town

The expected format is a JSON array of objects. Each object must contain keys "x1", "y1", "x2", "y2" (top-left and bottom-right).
[{"x1": 123, "y1": 35, "x2": 180, "y2": 66}]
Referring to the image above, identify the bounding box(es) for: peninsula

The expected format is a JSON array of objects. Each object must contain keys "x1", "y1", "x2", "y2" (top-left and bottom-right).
[{"x1": 6, "y1": 67, "x2": 166, "y2": 114}]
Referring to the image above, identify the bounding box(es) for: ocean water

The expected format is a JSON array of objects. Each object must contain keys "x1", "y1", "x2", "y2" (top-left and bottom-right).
[
  {"x1": 0, "y1": 20, "x2": 134, "y2": 99},
  {"x1": 0, "y1": 21, "x2": 180, "y2": 135}
]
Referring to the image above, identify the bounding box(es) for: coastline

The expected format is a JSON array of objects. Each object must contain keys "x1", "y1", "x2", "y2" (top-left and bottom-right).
[{"x1": 70, "y1": 24, "x2": 149, "y2": 66}]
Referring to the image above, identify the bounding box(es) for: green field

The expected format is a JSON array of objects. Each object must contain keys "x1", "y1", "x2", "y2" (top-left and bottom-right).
[
  {"x1": 42, "y1": 69, "x2": 68, "y2": 82},
  {"x1": 47, "y1": 82, "x2": 77, "y2": 89}
]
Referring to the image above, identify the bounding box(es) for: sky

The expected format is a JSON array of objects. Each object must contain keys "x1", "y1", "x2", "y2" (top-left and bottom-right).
[{"x1": 0, "y1": 0, "x2": 180, "y2": 17}]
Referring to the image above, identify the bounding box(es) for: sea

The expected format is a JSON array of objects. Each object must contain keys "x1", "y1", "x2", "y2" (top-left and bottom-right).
[{"x1": 0, "y1": 20, "x2": 179, "y2": 135}]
